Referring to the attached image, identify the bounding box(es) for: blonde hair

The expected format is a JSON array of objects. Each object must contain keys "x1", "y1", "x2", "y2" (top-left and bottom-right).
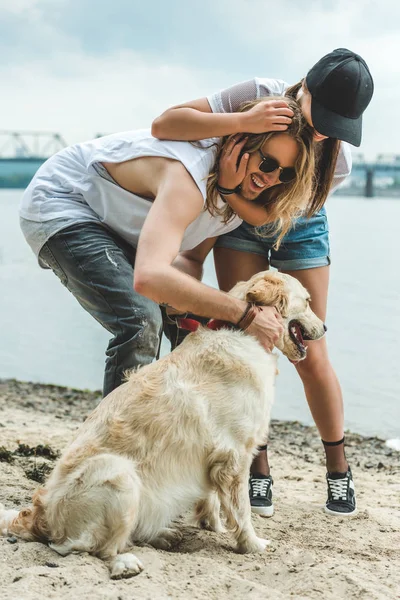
[{"x1": 205, "y1": 97, "x2": 316, "y2": 248}]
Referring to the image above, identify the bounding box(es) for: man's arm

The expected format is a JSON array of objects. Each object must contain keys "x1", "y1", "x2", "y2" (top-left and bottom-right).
[
  {"x1": 134, "y1": 164, "x2": 283, "y2": 350},
  {"x1": 172, "y1": 237, "x2": 217, "y2": 281},
  {"x1": 134, "y1": 165, "x2": 246, "y2": 321}
]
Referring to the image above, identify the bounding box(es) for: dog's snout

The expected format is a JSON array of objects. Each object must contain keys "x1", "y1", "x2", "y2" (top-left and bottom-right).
[{"x1": 323, "y1": 323, "x2": 327, "y2": 332}]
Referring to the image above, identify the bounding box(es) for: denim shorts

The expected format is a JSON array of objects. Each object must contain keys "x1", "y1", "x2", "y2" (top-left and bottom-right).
[{"x1": 215, "y1": 208, "x2": 330, "y2": 271}]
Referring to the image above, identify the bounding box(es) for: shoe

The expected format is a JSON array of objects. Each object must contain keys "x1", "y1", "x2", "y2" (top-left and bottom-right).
[
  {"x1": 324, "y1": 467, "x2": 357, "y2": 516},
  {"x1": 249, "y1": 473, "x2": 274, "y2": 517}
]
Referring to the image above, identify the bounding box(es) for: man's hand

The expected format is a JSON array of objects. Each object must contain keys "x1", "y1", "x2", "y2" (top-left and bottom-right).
[
  {"x1": 239, "y1": 99, "x2": 294, "y2": 134},
  {"x1": 246, "y1": 306, "x2": 284, "y2": 352}
]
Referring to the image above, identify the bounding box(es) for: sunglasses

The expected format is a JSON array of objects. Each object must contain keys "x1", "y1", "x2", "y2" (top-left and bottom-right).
[{"x1": 258, "y1": 148, "x2": 297, "y2": 183}]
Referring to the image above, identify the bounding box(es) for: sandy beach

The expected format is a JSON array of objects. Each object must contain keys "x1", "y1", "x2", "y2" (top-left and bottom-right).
[{"x1": 0, "y1": 378, "x2": 399, "y2": 600}]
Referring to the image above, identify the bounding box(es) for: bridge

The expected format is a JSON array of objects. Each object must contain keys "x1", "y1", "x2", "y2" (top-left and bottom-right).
[
  {"x1": 340, "y1": 153, "x2": 400, "y2": 198},
  {"x1": 0, "y1": 130, "x2": 399, "y2": 196},
  {"x1": 0, "y1": 131, "x2": 69, "y2": 188},
  {"x1": 0, "y1": 130, "x2": 68, "y2": 158}
]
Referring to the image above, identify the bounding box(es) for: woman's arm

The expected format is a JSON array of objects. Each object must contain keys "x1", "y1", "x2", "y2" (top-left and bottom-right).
[
  {"x1": 152, "y1": 97, "x2": 293, "y2": 141},
  {"x1": 219, "y1": 194, "x2": 274, "y2": 227},
  {"x1": 152, "y1": 98, "x2": 243, "y2": 141},
  {"x1": 134, "y1": 163, "x2": 283, "y2": 350}
]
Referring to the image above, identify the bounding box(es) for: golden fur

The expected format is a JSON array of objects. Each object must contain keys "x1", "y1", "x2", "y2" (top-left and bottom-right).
[{"x1": 0, "y1": 271, "x2": 325, "y2": 579}]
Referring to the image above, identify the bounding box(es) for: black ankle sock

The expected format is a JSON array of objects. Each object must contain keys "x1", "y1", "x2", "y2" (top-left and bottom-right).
[
  {"x1": 321, "y1": 437, "x2": 348, "y2": 473},
  {"x1": 322, "y1": 437, "x2": 345, "y2": 446}
]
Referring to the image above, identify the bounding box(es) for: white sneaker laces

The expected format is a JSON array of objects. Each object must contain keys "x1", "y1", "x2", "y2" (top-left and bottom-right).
[
  {"x1": 251, "y1": 478, "x2": 271, "y2": 497},
  {"x1": 327, "y1": 475, "x2": 349, "y2": 500}
]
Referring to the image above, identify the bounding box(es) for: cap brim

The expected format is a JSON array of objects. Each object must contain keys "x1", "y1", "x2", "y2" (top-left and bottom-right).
[{"x1": 311, "y1": 97, "x2": 362, "y2": 147}]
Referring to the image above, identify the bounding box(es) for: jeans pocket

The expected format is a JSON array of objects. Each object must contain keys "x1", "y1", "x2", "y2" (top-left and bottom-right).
[{"x1": 39, "y1": 244, "x2": 69, "y2": 287}]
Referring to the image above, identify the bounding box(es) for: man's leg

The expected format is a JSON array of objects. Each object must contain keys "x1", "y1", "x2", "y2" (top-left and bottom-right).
[{"x1": 39, "y1": 223, "x2": 162, "y2": 396}]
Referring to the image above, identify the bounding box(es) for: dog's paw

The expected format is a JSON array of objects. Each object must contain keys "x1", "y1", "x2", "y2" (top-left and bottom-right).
[
  {"x1": 237, "y1": 536, "x2": 271, "y2": 554},
  {"x1": 110, "y1": 552, "x2": 144, "y2": 579},
  {"x1": 0, "y1": 507, "x2": 19, "y2": 537},
  {"x1": 194, "y1": 495, "x2": 224, "y2": 533},
  {"x1": 198, "y1": 516, "x2": 226, "y2": 533},
  {"x1": 149, "y1": 528, "x2": 183, "y2": 550}
]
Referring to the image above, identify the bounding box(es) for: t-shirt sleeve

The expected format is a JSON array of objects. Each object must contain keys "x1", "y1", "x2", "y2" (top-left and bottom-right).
[
  {"x1": 207, "y1": 78, "x2": 288, "y2": 114},
  {"x1": 330, "y1": 141, "x2": 353, "y2": 195}
]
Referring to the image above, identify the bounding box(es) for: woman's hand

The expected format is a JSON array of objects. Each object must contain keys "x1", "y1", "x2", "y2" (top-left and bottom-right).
[
  {"x1": 217, "y1": 134, "x2": 271, "y2": 226},
  {"x1": 218, "y1": 134, "x2": 250, "y2": 191},
  {"x1": 239, "y1": 99, "x2": 294, "y2": 134}
]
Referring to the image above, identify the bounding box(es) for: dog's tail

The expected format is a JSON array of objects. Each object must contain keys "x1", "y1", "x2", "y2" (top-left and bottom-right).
[{"x1": 0, "y1": 488, "x2": 49, "y2": 542}]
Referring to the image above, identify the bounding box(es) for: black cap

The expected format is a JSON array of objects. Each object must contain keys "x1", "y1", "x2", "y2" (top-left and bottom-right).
[{"x1": 305, "y1": 48, "x2": 374, "y2": 147}]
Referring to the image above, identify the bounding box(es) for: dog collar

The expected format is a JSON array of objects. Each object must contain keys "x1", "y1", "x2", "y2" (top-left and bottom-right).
[{"x1": 176, "y1": 317, "x2": 237, "y2": 332}]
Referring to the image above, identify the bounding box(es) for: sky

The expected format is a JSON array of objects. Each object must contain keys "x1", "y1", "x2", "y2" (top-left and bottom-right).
[{"x1": 0, "y1": 0, "x2": 398, "y2": 160}]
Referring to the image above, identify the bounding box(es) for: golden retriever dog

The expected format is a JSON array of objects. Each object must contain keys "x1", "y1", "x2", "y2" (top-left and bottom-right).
[{"x1": 0, "y1": 271, "x2": 325, "y2": 579}]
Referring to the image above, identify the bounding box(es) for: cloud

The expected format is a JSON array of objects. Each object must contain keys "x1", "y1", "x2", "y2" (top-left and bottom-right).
[
  {"x1": 1, "y1": 50, "x2": 225, "y2": 145},
  {"x1": 0, "y1": 0, "x2": 396, "y2": 158},
  {"x1": 0, "y1": 0, "x2": 42, "y2": 14}
]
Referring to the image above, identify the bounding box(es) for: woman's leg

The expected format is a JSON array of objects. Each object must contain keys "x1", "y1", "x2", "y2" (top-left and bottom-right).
[
  {"x1": 281, "y1": 265, "x2": 355, "y2": 516},
  {"x1": 213, "y1": 247, "x2": 270, "y2": 291},
  {"x1": 214, "y1": 246, "x2": 274, "y2": 515},
  {"x1": 39, "y1": 223, "x2": 162, "y2": 397},
  {"x1": 215, "y1": 215, "x2": 356, "y2": 516},
  {"x1": 214, "y1": 247, "x2": 271, "y2": 479},
  {"x1": 216, "y1": 256, "x2": 346, "y2": 467},
  {"x1": 282, "y1": 266, "x2": 347, "y2": 468}
]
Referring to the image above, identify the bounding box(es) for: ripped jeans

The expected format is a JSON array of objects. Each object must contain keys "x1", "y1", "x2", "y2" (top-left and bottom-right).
[{"x1": 39, "y1": 222, "x2": 162, "y2": 396}]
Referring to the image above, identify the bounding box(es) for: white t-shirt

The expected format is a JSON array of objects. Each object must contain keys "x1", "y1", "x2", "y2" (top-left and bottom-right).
[
  {"x1": 207, "y1": 77, "x2": 352, "y2": 193},
  {"x1": 20, "y1": 129, "x2": 242, "y2": 258}
]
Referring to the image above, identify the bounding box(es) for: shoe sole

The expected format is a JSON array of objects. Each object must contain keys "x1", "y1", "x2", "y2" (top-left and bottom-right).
[
  {"x1": 251, "y1": 505, "x2": 274, "y2": 518},
  {"x1": 324, "y1": 506, "x2": 357, "y2": 517}
]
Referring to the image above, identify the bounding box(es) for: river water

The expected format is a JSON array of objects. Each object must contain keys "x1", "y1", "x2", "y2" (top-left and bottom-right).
[{"x1": 1, "y1": 190, "x2": 399, "y2": 439}]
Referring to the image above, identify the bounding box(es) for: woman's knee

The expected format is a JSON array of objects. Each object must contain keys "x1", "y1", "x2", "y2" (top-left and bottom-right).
[{"x1": 295, "y1": 339, "x2": 332, "y2": 381}]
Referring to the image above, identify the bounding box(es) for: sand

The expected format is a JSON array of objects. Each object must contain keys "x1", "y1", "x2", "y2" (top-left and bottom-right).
[{"x1": 0, "y1": 378, "x2": 399, "y2": 600}]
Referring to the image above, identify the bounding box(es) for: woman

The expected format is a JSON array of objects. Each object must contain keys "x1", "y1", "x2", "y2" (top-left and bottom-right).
[
  {"x1": 152, "y1": 48, "x2": 374, "y2": 517},
  {"x1": 19, "y1": 97, "x2": 314, "y2": 399}
]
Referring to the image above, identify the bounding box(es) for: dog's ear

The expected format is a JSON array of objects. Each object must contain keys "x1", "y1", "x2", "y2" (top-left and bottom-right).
[{"x1": 245, "y1": 272, "x2": 289, "y2": 317}]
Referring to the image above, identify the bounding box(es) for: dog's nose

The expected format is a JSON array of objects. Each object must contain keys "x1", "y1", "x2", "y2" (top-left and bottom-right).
[{"x1": 323, "y1": 323, "x2": 327, "y2": 332}]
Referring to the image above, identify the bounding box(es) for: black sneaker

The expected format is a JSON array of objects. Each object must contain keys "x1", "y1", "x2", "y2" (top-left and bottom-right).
[
  {"x1": 249, "y1": 473, "x2": 274, "y2": 517},
  {"x1": 325, "y1": 467, "x2": 357, "y2": 516}
]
